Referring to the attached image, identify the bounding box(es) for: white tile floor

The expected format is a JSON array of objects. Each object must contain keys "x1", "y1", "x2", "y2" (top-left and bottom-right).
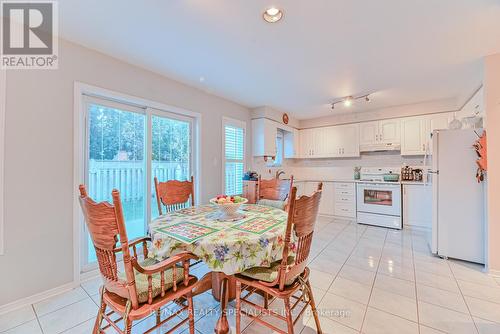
[{"x1": 2, "y1": 217, "x2": 500, "y2": 333}]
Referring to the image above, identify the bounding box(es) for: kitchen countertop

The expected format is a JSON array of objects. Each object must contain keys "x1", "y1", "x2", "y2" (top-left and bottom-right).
[{"x1": 292, "y1": 179, "x2": 431, "y2": 185}]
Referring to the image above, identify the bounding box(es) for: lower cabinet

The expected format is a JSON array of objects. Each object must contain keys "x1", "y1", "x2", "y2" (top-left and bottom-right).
[
  {"x1": 242, "y1": 180, "x2": 258, "y2": 204},
  {"x1": 292, "y1": 180, "x2": 358, "y2": 218},
  {"x1": 293, "y1": 181, "x2": 334, "y2": 216},
  {"x1": 333, "y1": 182, "x2": 357, "y2": 219},
  {"x1": 403, "y1": 184, "x2": 432, "y2": 228},
  {"x1": 319, "y1": 182, "x2": 335, "y2": 216}
]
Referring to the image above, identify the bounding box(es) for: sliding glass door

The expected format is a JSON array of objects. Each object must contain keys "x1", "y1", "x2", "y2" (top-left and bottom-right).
[
  {"x1": 150, "y1": 112, "x2": 192, "y2": 219},
  {"x1": 83, "y1": 98, "x2": 193, "y2": 269}
]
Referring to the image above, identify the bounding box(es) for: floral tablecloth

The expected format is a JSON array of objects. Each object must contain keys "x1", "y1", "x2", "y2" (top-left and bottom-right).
[{"x1": 148, "y1": 204, "x2": 290, "y2": 275}]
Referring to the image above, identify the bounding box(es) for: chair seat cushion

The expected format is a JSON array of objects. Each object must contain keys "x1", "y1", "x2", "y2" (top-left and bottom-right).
[
  {"x1": 239, "y1": 256, "x2": 298, "y2": 286},
  {"x1": 119, "y1": 258, "x2": 185, "y2": 304},
  {"x1": 257, "y1": 199, "x2": 286, "y2": 210}
]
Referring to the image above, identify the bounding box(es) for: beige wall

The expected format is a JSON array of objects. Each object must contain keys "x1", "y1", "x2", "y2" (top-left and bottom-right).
[
  {"x1": 0, "y1": 39, "x2": 251, "y2": 306},
  {"x1": 485, "y1": 53, "x2": 500, "y2": 273}
]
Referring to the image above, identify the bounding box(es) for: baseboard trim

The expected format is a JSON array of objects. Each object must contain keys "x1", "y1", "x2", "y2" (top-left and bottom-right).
[
  {"x1": 0, "y1": 281, "x2": 79, "y2": 316},
  {"x1": 487, "y1": 268, "x2": 500, "y2": 278}
]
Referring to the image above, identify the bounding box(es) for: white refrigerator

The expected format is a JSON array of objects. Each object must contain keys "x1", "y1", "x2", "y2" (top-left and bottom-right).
[{"x1": 429, "y1": 129, "x2": 485, "y2": 264}]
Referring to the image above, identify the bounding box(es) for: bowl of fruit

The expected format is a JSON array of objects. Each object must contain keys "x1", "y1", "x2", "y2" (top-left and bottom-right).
[{"x1": 210, "y1": 195, "x2": 248, "y2": 220}]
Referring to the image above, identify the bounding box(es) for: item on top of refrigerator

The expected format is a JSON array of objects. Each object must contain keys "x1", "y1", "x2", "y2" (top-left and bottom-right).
[{"x1": 449, "y1": 116, "x2": 463, "y2": 130}]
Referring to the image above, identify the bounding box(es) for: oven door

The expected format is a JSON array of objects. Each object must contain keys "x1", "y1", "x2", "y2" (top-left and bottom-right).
[{"x1": 356, "y1": 183, "x2": 401, "y2": 216}]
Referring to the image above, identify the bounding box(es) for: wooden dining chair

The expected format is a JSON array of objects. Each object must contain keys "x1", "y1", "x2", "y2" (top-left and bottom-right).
[
  {"x1": 257, "y1": 175, "x2": 294, "y2": 211},
  {"x1": 78, "y1": 185, "x2": 198, "y2": 334},
  {"x1": 234, "y1": 183, "x2": 323, "y2": 334},
  {"x1": 154, "y1": 176, "x2": 195, "y2": 216}
]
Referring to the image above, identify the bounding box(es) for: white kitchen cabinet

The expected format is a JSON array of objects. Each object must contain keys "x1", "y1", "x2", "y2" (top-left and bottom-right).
[
  {"x1": 333, "y1": 182, "x2": 356, "y2": 219},
  {"x1": 294, "y1": 181, "x2": 305, "y2": 197},
  {"x1": 304, "y1": 181, "x2": 318, "y2": 196},
  {"x1": 457, "y1": 87, "x2": 484, "y2": 122},
  {"x1": 426, "y1": 112, "x2": 454, "y2": 154},
  {"x1": 379, "y1": 119, "x2": 401, "y2": 144},
  {"x1": 401, "y1": 116, "x2": 427, "y2": 156},
  {"x1": 252, "y1": 118, "x2": 277, "y2": 157},
  {"x1": 401, "y1": 113, "x2": 454, "y2": 156},
  {"x1": 318, "y1": 182, "x2": 335, "y2": 216},
  {"x1": 299, "y1": 124, "x2": 359, "y2": 158},
  {"x1": 359, "y1": 120, "x2": 400, "y2": 151},
  {"x1": 429, "y1": 113, "x2": 453, "y2": 133},
  {"x1": 312, "y1": 127, "x2": 329, "y2": 157},
  {"x1": 299, "y1": 128, "x2": 314, "y2": 158},
  {"x1": 403, "y1": 184, "x2": 432, "y2": 228},
  {"x1": 332, "y1": 124, "x2": 360, "y2": 157},
  {"x1": 359, "y1": 121, "x2": 379, "y2": 147}
]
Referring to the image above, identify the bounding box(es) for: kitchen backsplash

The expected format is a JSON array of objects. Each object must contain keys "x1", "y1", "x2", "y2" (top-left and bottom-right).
[{"x1": 252, "y1": 151, "x2": 428, "y2": 180}]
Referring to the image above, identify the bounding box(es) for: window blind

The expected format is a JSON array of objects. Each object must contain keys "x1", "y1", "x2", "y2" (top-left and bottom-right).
[{"x1": 224, "y1": 125, "x2": 245, "y2": 195}]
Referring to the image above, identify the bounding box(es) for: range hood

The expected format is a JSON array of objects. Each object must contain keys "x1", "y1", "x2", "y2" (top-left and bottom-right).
[{"x1": 359, "y1": 142, "x2": 401, "y2": 152}]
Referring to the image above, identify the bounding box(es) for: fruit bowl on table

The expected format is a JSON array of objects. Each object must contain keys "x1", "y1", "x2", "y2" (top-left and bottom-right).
[{"x1": 209, "y1": 195, "x2": 248, "y2": 220}]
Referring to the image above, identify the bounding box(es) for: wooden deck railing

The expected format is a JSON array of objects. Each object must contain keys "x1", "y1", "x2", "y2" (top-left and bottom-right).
[{"x1": 88, "y1": 160, "x2": 189, "y2": 202}]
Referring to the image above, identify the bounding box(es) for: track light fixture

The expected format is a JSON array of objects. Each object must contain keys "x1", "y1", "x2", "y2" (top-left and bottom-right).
[{"x1": 331, "y1": 94, "x2": 371, "y2": 110}]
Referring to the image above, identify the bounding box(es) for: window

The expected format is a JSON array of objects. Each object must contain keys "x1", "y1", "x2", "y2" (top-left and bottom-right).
[
  {"x1": 81, "y1": 94, "x2": 195, "y2": 270},
  {"x1": 223, "y1": 118, "x2": 246, "y2": 196},
  {"x1": 151, "y1": 113, "x2": 192, "y2": 219},
  {"x1": 268, "y1": 130, "x2": 284, "y2": 167}
]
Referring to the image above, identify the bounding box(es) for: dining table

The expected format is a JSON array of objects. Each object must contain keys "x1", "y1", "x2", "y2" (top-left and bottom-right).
[{"x1": 147, "y1": 203, "x2": 289, "y2": 334}]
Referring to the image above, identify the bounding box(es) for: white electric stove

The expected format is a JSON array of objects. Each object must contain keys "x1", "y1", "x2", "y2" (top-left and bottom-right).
[{"x1": 357, "y1": 167, "x2": 402, "y2": 229}]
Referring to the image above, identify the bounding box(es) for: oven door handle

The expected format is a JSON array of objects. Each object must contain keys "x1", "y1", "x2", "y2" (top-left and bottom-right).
[{"x1": 358, "y1": 184, "x2": 400, "y2": 190}]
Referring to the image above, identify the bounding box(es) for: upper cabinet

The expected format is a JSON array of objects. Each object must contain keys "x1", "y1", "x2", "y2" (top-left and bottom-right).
[
  {"x1": 299, "y1": 128, "x2": 314, "y2": 158},
  {"x1": 457, "y1": 87, "x2": 484, "y2": 121},
  {"x1": 334, "y1": 124, "x2": 360, "y2": 157},
  {"x1": 253, "y1": 112, "x2": 459, "y2": 159},
  {"x1": 252, "y1": 118, "x2": 299, "y2": 159},
  {"x1": 401, "y1": 112, "x2": 454, "y2": 156},
  {"x1": 359, "y1": 121, "x2": 379, "y2": 147},
  {"x1": 299, "y1": 124, "x2": 359, "y2": 158},
  {"x1": 379, "y1": 119, "x2": 401, "y2": 144},
  {"x1": 252, "y1": 118, "x2": 277, "y2": 157},
  {"x1": 401, "y1": 116, "x2": 428, "y2": 156},
  {"x1": 359, "y1": 119, "x2": 400, "y2": 151}
]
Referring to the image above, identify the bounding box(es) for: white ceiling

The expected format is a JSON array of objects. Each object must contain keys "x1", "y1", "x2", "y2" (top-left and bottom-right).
[{"x1": 59, "y1": 0, "x2": 500, "y2": 120}]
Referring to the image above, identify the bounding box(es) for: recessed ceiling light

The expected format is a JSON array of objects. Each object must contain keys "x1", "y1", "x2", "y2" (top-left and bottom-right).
[{"x1": 263, "y1": 7, "x2": 283, "y2": 23}]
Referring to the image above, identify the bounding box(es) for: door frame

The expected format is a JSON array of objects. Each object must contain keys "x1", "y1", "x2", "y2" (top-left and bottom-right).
[{"x1": 73, "y1": 82, "x2": 202, "y2": 283}]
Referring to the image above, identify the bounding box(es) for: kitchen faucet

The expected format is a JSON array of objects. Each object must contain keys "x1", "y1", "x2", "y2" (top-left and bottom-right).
[{"x1": 276, "y1": 170, "x2": 285, "y2": 179}]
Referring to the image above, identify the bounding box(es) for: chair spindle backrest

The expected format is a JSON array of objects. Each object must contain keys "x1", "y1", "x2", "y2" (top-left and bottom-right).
[
  {"x1": 278, "y1": 182, "x2": 322, "y2": 290},
  {"x1": 78, "y1": 185, "x2": 139, "y2": 307},
  {"x1": 154, "y1": 176, "x2": 195, "y2": 215},
  {"x1": 258, "y1": 175, "x2": 294, "y2": 201}
]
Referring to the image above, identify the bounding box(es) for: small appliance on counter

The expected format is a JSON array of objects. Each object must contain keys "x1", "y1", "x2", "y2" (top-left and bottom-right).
[
  {"x1": 243, "y1": 171, "x2": 259, "y2": 181},
  {"x1": 359, "y1": 167, "x2": 400, "y2": 182},
  {"x1": 401, "y1": 166, "x2": 424, "y2": 182}
]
